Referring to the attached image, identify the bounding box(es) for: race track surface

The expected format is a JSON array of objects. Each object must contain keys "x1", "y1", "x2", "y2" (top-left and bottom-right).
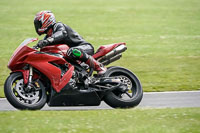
[{"x1": 0, "y1": 91, "x2": 200, "y2": 111}]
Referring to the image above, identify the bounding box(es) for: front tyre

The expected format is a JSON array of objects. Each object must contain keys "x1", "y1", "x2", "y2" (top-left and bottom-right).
[
  {"x1": 4, "y1": 72, "x2": 47, "y2": 110},
  {"x1": 104, "y1": 66, "x2": 143, "y2": 108}
]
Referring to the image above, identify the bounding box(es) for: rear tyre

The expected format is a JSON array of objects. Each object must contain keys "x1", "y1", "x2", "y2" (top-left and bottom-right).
[
  {"x1": 4, "y1": 72, "x2": 47, "y2": 110},
  {"x1": 104, "y1": 66, "x2": 143, "y2": 108}
]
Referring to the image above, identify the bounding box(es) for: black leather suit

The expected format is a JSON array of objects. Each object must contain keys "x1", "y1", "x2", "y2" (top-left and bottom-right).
[{"x1": 45, "y1": 22, "x2": 94, "y2": 61}]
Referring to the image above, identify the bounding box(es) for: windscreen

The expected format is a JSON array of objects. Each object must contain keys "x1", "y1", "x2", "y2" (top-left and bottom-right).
[{"x1": 18, "y1": 38, "x2": 37, "y2": 47}]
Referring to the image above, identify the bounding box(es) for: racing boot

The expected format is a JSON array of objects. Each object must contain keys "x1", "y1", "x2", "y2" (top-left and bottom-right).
[{"x1": 86, "y1": 56, "x2": 107, "y2": 75}]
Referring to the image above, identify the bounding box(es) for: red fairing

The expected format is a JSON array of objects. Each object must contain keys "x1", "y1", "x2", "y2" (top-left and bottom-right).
[
  {"x1": 40, "y1": 44, "x2": 69, "y2": 57},
  {"x1": 8, "y1": 38, "x2": 74, "y2": 93},
  {"x1": 8, "y1": 39, "x2": 38, "y2": 71},
  {"x1": 24, "y1": 50, "x2": 73, "y2": 92},
  {"x1": 56, "y1": 64, "x2": 74, "y2": 92},
  {"x1": 93, "y1": 42, "x2": 126, "y2": 59}
]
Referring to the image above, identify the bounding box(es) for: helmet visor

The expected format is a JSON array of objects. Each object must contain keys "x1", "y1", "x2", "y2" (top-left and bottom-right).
[{"x1": 34, "y1": 19, "x2": 42, "y2": 35}]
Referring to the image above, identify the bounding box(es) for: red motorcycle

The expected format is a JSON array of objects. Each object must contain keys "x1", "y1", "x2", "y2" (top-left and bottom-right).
[{"x1": 4, "y1": 38, "x2": 143, "y2": 110}]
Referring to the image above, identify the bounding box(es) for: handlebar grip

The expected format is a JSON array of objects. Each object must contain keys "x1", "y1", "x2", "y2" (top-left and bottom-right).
[{"x1": 32, "y1": 45, "x2": 39, "y2": 50}]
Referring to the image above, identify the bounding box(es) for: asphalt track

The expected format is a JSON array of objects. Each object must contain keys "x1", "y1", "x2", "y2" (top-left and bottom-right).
[{"x1": 0, "y1": 91, "x2": 200, "y2": 111}]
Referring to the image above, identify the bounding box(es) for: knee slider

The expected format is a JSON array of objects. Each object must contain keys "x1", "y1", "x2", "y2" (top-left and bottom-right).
[
  {"x1": 72, "y1": 49, "x2": 82, "y2": 57},
  {"x1": 67, "y1": 48, "x2": 82, "y2": 58}
]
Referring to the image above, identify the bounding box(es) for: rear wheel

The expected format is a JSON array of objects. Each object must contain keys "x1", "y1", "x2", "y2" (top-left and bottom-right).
[
  {"x1": 4, "y1": 72, "x2": 47, "y2": 110},
  {"x1": 104, "y1": 66, "x2": 143, "y2": 108}
]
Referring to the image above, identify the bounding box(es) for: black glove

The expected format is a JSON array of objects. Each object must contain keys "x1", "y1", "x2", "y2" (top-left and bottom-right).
[
  {"x1": 37, "y1": 37, "x2": 54, "y2": 48},
  {"x1": 37, "y1": 40, "x2": 49, "y2": 48}
]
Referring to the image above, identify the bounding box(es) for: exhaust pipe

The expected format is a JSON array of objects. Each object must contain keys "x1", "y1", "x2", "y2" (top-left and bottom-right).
[
  {"x1": 98, "y1": 45, "x2": 127, "y2": 62},
  {"x1": 101, "y1": 54, "x2": 122, "y2": 65}
]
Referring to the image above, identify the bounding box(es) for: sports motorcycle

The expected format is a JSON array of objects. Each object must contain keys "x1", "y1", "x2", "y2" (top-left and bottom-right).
[{"x1": 4, "y1": 38, "x2": 143, "y2": 110}]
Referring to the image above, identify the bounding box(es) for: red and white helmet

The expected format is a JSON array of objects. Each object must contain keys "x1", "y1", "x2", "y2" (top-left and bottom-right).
[{"x1": 34, "y1": 10, "x2": 56, "y2": 35}]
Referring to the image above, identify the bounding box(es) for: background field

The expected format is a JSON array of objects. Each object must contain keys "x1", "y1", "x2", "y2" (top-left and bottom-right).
[
  {"x1": 0, "y1": 108, "x2": 200, "y2": 133},
  {"x1": 0, "y1": 0, "x2": 200, "y2": 97}
]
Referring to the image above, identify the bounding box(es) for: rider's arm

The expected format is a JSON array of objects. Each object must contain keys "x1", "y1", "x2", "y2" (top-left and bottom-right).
[{"x1": 46, "y1": 23, "x2": 68, "y2": 45}]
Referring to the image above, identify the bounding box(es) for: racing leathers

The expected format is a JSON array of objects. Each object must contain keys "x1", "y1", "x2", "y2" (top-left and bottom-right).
[{"x1": 37, "y1": 22, "x2": 106, "y2": 74}]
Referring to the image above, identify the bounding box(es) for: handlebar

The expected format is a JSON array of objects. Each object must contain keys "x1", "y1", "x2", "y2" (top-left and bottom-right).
[{"x1": 32, "y1": 45, "x2": 39, "y2": 50}]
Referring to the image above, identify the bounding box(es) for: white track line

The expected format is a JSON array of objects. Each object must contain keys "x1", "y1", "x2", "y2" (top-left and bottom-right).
[{"x1": 144, "y1": 90, "x2": 200, "y2": 94}]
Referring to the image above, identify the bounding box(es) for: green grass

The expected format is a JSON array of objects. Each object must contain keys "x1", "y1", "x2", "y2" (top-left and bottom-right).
[
  {"x1": 0, "y1": 108, "x2": 199, "y2": 133},
  {"x1": 0, "y1": 0, "x2": 200, "y2": 97}
]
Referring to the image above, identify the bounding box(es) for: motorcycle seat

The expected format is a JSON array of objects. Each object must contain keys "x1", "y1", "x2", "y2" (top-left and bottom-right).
[{"x1": 93, "y1": 42, "x2": 126, "y2": 59}]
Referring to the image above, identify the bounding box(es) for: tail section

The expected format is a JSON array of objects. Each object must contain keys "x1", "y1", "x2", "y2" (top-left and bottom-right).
[{"x1": 97, "y1": 44, "x2": 127, "y2": 65}]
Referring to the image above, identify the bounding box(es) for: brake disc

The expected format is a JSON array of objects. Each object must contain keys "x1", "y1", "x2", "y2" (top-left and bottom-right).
[
  {"x1": 15, "y1": 79, "x2": 39, "y2": 101},
  {"x1": 115, "y1": 75, "x2": 132, "y2": 90}
]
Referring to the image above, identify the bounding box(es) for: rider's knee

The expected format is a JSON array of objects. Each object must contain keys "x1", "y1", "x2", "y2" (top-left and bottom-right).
[{"x1": 67, "y1": 48, "x2": 82, "y2": 59}]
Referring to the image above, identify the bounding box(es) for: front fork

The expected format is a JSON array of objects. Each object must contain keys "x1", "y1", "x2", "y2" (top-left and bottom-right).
[
  {"x1": 12, "y1": 66, "x2": 34, "y2": 91},
  {"x1": 24, "y1": 66, "x2": 34, "y2": 92},
  {"x1": 28, "y1": 66, "x2": 33, "y2": 84}
]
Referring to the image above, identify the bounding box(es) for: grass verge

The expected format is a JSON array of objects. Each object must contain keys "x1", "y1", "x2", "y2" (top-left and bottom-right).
[{"x1": 0, "y1": 108, "x2": 199, "y2": 133}]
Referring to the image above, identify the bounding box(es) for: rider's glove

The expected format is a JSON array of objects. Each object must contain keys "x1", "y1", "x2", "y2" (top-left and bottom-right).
[
  {"x1": 37, "y1": 40, "x2": 49, "y2": 48},
  {"x1": 37, "y1": 37, "x2": 54, "y2": 48}
]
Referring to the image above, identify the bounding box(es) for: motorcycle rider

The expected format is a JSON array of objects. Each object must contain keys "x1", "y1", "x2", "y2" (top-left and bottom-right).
[{"x1": 34, "y1": 10, "x2": 106, "y2": 75}]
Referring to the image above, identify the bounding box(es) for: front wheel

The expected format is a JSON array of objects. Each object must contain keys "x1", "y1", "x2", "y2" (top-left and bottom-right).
[
  {"x1": 104, "y1": 66, "x2": 143, "y2": 108},
  {"x1": 4, "y1": 72, "x2": 47, "y2": 110}
]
